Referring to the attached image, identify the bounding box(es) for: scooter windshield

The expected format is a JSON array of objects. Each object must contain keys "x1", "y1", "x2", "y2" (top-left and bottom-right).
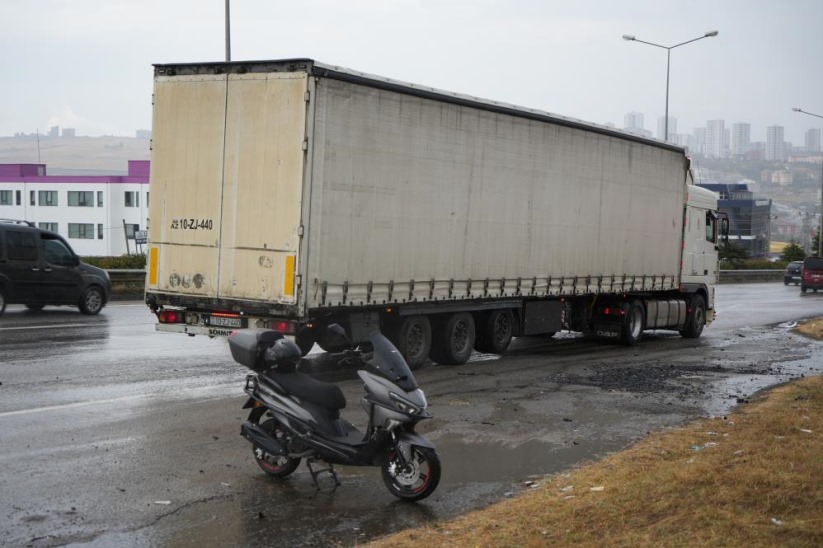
[{"x1": 367, "y1": 331, "x2": 419, "y2": 391}]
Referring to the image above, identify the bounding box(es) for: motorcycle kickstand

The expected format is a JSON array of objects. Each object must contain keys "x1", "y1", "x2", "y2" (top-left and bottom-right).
[{"x1": 306, "y1": 458, "x2": 341, "y2": 491}]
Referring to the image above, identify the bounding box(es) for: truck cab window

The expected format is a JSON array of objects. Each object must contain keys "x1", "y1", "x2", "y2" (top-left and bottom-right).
[{"x1": 705, "y1": 212, "x2": 717, "y2": 243}]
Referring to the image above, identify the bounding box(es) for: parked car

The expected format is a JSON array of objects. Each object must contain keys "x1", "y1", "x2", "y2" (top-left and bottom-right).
[
  {"x1": 783, "y1": 261, "x2": 803, "y2": 285},
  {"x1": 0, "y1": 219, "x2": 112, "y2": 316},
  {"x1": 801, "y1": 256, "x2": 823, "y2": 293}
]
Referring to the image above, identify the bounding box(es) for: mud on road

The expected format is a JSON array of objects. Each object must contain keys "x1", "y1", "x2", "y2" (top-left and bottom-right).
[{"x1": 416, "y1": 322, "x2": 820, "y2": 449}]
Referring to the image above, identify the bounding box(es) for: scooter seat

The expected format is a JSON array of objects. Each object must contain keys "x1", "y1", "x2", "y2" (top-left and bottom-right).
[{"x1": 261, "y1": 371, "x2": 346, "y2": 411}]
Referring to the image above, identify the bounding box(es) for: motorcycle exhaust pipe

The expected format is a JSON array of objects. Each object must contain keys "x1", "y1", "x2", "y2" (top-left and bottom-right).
[{"x1": 241, "y1": 421, "x2": 286, "y2": 456}]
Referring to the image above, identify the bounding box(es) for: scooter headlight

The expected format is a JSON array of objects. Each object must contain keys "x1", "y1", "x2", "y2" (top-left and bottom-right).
[{"x1": 389, "y1": 392, "x2": 422, "y2": 415}]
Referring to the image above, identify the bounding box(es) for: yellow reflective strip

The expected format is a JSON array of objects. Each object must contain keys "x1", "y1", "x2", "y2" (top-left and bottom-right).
[
  {"x1": 148, "y1": 247, "x2": 159, "y2": 286},
  {"x1": 283, "y1": 255, "x2": 295, "y2": 297}
]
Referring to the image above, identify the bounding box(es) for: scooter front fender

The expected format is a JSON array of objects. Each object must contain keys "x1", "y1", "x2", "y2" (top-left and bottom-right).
[{"x1": 395, "y1": 431, "x2": 437, "y2": 463}]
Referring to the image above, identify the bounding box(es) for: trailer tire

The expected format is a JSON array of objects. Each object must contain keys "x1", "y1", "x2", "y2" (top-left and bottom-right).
[
  {"x1": 431, "y1": 312, "x2": 475, "y2": 365},
  {"x1": 621, "y1": 300, "x2": 645, "y2": 346},
  {"x1": 389, "y1": 316, "x2": 432, "y2": 370},
  {"x1": 680, "y1": 295, "x2": 706, "y2": 339},
  {"x1": 475, "y1": 309, "x2": 514, "y2": 354}
]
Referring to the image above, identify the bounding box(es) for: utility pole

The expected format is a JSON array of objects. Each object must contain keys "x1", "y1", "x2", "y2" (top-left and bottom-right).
[{"x1": 225, "y1": 0, "x2": 231, "y2": 62}]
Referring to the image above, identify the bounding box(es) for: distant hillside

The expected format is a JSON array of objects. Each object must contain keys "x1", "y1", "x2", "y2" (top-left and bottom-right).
[{"x1": 0, "y1": 136, "x2": 150, "y2": 175}]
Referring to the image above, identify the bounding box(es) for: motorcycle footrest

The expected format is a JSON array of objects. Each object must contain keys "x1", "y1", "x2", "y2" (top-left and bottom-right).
[{"x1": 241, "y1": 421, "x2": 286, "y2": 456}]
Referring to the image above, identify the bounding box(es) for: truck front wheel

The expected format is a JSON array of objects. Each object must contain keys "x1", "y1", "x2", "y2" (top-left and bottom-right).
[
  {"x1": 621, "y1": 300, "x2": 645, "y2": 346},
  {"x1": 389, "y1": 316, "x2": 432, "y2": 370},
  {"x1": 679, "y1": 295, "x2": 706, "y2": 339}
]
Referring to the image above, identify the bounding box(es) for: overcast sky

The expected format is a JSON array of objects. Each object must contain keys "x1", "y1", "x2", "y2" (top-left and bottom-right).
[{"x1": 2, "y1": 0, "x2": 822, "y2": 144}]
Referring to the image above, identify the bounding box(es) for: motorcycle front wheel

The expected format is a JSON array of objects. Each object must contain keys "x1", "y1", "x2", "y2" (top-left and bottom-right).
[
  {"x1": 381, "y1": 446, "x2": 441, "y2": 501},
  {"x1": 253, "y1": 419, "x2": 301, "y2": 478}
]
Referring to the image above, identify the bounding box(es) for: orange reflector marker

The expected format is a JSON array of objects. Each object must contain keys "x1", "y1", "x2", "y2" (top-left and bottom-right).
[
  {"x1": 283, "y1": 255, "x2": 296, "y2": 297},
  {"x1": 149, "y1": 247, "x2": 159, "y2": 286}
]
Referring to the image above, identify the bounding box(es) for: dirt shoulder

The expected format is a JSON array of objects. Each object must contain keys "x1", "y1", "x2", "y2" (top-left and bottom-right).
[{"x1": 369, "y1": 322, "x2": 823, "y2": 547}]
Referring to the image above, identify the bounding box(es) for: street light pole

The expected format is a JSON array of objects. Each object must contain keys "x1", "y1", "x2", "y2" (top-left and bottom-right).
[
  {"x1": 623, "y1": 31, "x2": 719, "y2": 142},
  {"x1": 793, "y1": 107, "x2": 823, "y2": 256},
  {"x1": 225, "y1": 0, "x2": 231, "y2": 62}
]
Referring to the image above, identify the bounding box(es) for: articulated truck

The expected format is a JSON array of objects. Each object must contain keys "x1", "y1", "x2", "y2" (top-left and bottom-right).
[{"x1": 145, "y1": 59, "x2": 725, "y2": 368}]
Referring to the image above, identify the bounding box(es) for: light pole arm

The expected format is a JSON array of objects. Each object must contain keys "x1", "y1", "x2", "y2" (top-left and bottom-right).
[
  {"x1": 793, "y1": 108, "x2": 823, "y2": 120},
  {"x1": 671, "y1": 31, "x2": 718, "y2": 50},
  {"x1": 627, "y1": 37, "x2": 669, "y2": 51}
]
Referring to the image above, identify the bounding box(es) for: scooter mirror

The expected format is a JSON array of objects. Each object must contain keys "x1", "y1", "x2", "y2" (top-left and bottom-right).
[{"x1": 327, "y1": 324, "x2": 351, "y2": 345}]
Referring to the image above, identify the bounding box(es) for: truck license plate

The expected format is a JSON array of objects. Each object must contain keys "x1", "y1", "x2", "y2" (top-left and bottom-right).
[{"x1": 206, "y1": 316, "x2": 247, "y2": 328}]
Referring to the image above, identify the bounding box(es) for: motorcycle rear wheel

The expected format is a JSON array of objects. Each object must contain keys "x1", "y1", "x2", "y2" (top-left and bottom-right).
[
  {"x1": 381, "y1": 446, "x2": 441, "y2": 501},
  {"x1": 253, "y1": 419, "x2": 301, "y2": 477}
]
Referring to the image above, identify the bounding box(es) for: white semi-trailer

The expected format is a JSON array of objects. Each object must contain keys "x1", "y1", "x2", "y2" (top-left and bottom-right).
[{"x1": 145, "y1": 59, "x2": 725, "y2": 367}]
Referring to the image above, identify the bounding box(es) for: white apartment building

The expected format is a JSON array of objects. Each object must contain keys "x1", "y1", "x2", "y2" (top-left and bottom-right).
[
  {"x1": 766, "y1": 125, "x2": 786, "y2": 161},
  {"x1": 624, "y1": 111, "x2": 644, "y2": 131},
  {"x1": 731, "y1": 122, "x2": 751, "y2": 156},
  {"x1": 0, "y1": 161, "x2": 149, "y2": 256},
  {"x1": 705, "y1": 120, "x2": 727, "y2": 158},
  {"x1": 806, "y1": 128, "x2": 822, "y2": 152}
]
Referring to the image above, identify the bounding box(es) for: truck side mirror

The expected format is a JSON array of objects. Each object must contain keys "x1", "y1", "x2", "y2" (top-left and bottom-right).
[{"x1": 720, "y1": 218, "x2": 729, "y2": 244}]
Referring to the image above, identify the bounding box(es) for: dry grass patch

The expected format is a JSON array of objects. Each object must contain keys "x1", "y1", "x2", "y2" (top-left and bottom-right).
[
  {"x1": 370, "y1": 376, "x2": 823, "y2": 547},
  {"x1": 796, "y1": 318, "x2": 823, "y2": 341}
]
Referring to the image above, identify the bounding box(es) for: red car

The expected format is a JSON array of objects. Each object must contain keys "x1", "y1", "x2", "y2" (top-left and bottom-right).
[{"x1": 801, "y1": 256, "x2": 823, "y2": 293}]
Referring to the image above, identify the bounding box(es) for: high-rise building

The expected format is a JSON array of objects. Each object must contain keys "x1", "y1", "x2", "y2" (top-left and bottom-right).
[
  {"x1": 705, "y1": 120, "x2": 726, "y2": 158},
  {"x1": 657, "y1": 116, "x2": 677, "y2": 141},
  {"x1": 805, "y1": 128, "x2": 822, "y2": 152},
  {"x1": 766, "y1": 125, "x2": 786, "y2": 161},
  {"x1": 731, "y1": 123, "x2": 751, "y2": 156},
  {"x1": 624, "y1": 112, "x2": 644, "y2": 131},
  {"x1": 693, "y1": 127, "x2": 707, "y2": 155}
]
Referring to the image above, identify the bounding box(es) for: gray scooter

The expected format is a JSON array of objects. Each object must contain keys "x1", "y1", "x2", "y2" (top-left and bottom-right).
[{"x1": 228, "y1": 325, "x2": 441, "y2": 501}]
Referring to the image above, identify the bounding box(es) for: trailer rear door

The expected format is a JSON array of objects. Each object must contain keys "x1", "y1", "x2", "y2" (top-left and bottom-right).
[{"x1": 147, "y1": 71, "x2": 307, "y2": 307}]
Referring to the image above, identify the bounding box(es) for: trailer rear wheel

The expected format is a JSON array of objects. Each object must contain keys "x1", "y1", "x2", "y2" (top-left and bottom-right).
[
  {"x1": 475, "y1": 309, "x2": 514, "y2": 354},
  {"x1": 621, "y1": 300, "x2": 645, "y2": 346},
  {"x1": 679, "y1": 295, "x2": 706, "y2": 339},
  {"x1": 389, "y1": 316, "x2": 432, "y2": 370},
  {"x1": 431, "y1": 312, "x2": 475, "y2": 365}
]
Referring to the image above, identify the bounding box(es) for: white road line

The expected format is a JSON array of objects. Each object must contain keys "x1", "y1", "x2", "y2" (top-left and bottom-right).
[
  {"x1": 0, "y1": 395, "x2": 147, "y2": 418},
  {"x1": 0, "y1": 323, "x2": 91, "y2": 331}
]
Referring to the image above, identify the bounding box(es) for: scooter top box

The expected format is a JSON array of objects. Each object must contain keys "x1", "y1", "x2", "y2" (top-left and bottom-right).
[{"x1": 228, "y1": 329, "x2": 284, "y2": 370}]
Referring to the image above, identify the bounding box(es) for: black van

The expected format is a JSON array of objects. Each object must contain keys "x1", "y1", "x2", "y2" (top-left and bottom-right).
[{"x1": 0, "y1": 219, "x2": 112, "y2": 316}]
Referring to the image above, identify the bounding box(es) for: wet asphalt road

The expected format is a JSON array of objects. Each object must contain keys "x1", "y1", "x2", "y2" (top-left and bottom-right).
[{"x1": 1, "y1": 283, "x2": 822, "y2": 547}]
